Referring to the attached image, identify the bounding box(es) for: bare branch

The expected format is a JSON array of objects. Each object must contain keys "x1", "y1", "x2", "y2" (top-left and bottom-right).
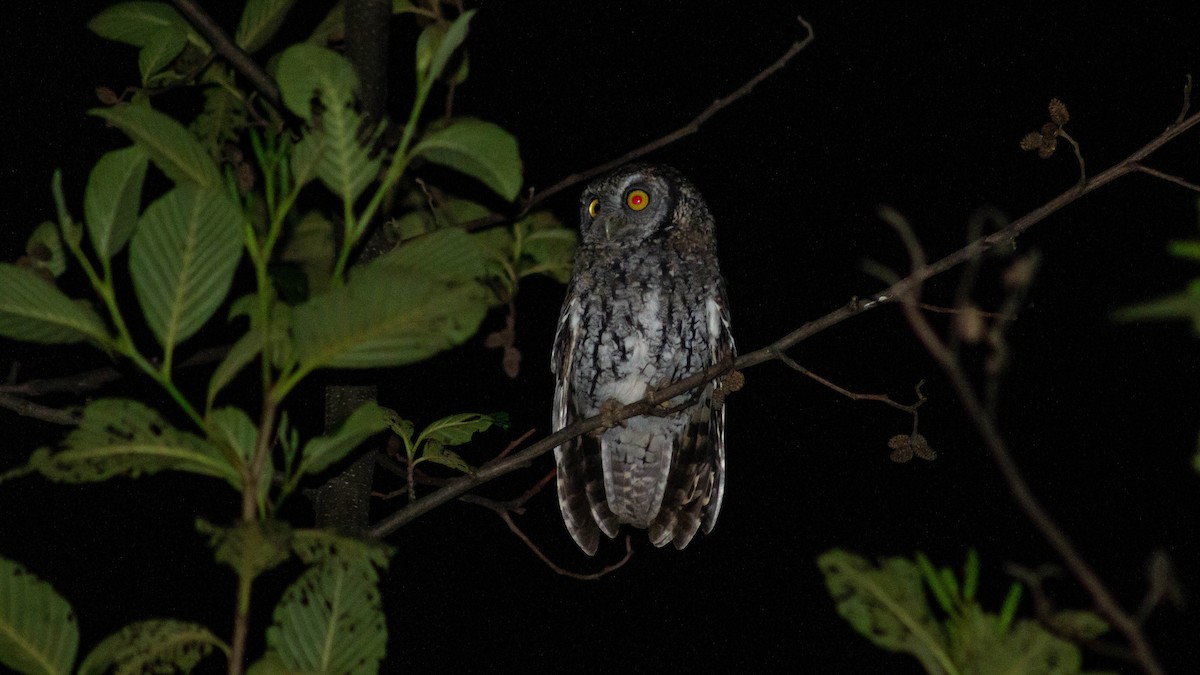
[
  {"x1": 1130, "y1": 162, "x2": 1200, "y2": 192},
  {"x1": 882, "y1": 212, "x2": 1165, "y2": 675},
  {"x1": 460, "y1": 16, "x2": 816, "y2": 232}
]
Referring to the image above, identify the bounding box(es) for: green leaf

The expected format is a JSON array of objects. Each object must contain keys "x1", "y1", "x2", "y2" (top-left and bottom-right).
[
  {"x1": 290, "y1": 529, "x2": 391, "y2": 569},
  {"x1": 207, "y1": 329, "x2": 263, "y2": 410},
  {"x1": 421, "y1": 10, "x2": 475, "y2": 87},
  {"x1": 417, "y1": 412, "x2": 505, "y2": 447},
  {"x1": 267, "y1": 557, "x2": 387, "y2": 675},
  {"x1": 207, "y1": 407, "x2": 257, "y2": 465},
  {"x1": 1049, "y1": 610, "x2": 1110, "y2": 640},
  {"x1": 517, "y1": 211, "x2": 576, "y2": 282},
  {"x1": 91, "y1": 105, "x2": 222, "y2": 189},
  {"x1": 381, "y1": 408, "x2": 414, "y2": 446},
  {"x1": 817, "y1": 549, "x2": 954, "y2": 674},
  {"x1": 275, "y1": 44, "x2": 358, "y2": 121},
  {"x1": 236, "y1": 0, "x2": 296, "y2": 54},
  {"x1": 410, "y1": 118, "x2": 522, "y2": 201},
  {"x1": 77, "y1": 620, "x2": 226, "y2": 675},
  {"x1": 28, "y1": 399, "x2": 241, "y2": 488},
  {"x1": 130, "y1": 185, "x2": 243, "y2": 350},
  {"x1": 138, "y1": 28, "x2": 187, "y2": 85},
  {"x1": 951, "y1": 615, "x2": 1083, "y2": 675},
  {"x1": 961, "y1": 549, "x2": 980, "y2": 603},
  {"x1": 996, "y1": 582, "x2": 1023, "y2": 632},
  {"x1": 191, "y1": 81, "x2": 246, "y2": 157},
  {"x1": 23, "y1": 221, "x2": 67, "y2": 278},
  {"x1": 0, "y1": 556, "x2": 78, "y2": 675},
  {"x1": 0, "y1": 264, "x2": 109, "y2": 345},
  {"x1": 417, "y1": 440, "x2": 472, "y2": 473},
  {"x1": 280, "y1": 211, "x2": 335, "y2": 295},
  {"x1": 1168, "y1": 239, "x2": 1200, "y2": 261},
  {"x1": 298, "y1": 402, "x2": 388, "y2": 477},
  {"x1": 292, "y1": 229, "x2": 489, "y2": 370},
  {"x1": 84, "y1": 145, "x2": 148, "y2": 260},
  {"x1": 196, "y1": 519, "x2": 293, "y2": 578},
  {"x1": 310, "y1": 107, "x2": 382, "y2": 206},
  {"x1": 1112, "y1": 282, "x2": 1200, "y2": 333},
  {"x1": 88, "y1": 2, "x2": 188, "y2": 47}
]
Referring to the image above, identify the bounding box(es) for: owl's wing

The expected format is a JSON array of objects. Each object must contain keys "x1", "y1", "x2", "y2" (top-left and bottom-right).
[
  {"x1": 551, "y1": 289, "x2": 616, "y2": 555},
  {"x1": 648, "y1": 282, "x2": 735, "y2": 549}
]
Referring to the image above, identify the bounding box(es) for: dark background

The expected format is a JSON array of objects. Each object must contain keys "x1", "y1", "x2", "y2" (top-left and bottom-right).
[{"x1": 3, "y1": 1, "x2": 1200, "y2": 672}]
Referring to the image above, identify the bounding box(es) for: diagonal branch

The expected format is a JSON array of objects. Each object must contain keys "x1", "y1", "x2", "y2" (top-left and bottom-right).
[
  {"x1": 370, "y1": 101, "x2": 1200, "y2": 542},
  {"x1": 171, "y1": 0, "x2": 282, "y2": 107}
]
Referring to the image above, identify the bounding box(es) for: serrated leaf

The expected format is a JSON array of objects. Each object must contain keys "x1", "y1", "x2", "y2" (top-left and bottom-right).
[
  {"x1": 380, "y1": 408, "x2": 414, "y2": 446},
  {"x1": 24, "y1": 221, "x2": 67, "y2": 278},
  {"x1": 236, "y1": 0, "x2": 296, "y2": 54},
  {"x1": 276, "y1": 44, "x2": 358, "y2": 121},
  {"x1": 196, "y1": 519, "x2": 292, "y2": 578},
  {"x1": 77, "y1": 620, "x2": 226, "y2": 675},
  {"x1": 311, "y1": 107, "x2": 382, "y2": 206},
  {"x1": 817, "y1": 549, "x2": 952, "y2": 674},
  {"x1": 92, "y1": 105, "x2": 222, "y2": 189},
  {"x1": 0, "y1": 264, "x2": 110, "y2": 345},
  {"x1": 130, "y1": 185, "x2": 243, "y2": 350},
  {"x1": 267, "y1": 558, "x2": 386, "y2": 675},
  {"x1": 0, "y1": 556, "x2": 78, "y2": 675},
  {"x1": 138, "y1": 28, "x2": 187, "y2": 85},
  {"x1": 88, "y1": 2, "x2": 188, "y2": 47},
  {"x1": 417, "y1": 440, "x2": 472, "y2": 473},
  {"x1": 410, "y1": 117, "x2": 522, "y2": 201},
  {"x1": 952, "y1": 615, "x2": 1083, "y2": 675},
  {"x1": 292, "y1": 229, "x2": 489, "y2": 369},
  {"x1": 417, "y1": 412, "x2": 504, "y2": 447},
  {"x1": 290, "y1": 529, "x2": 391, "y2": 569},
  {"x1": 85, "y1": 146, "x2": 148, "y2": 260},
  {"x1": 29, "y1": 399, "x2": 241, "y2": 488},
  {"x1": 298, "y1": 401, "x2": 388, "y2": 477}
]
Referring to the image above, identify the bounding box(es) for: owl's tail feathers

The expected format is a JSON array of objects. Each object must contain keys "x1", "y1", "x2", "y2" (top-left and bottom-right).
[
  {"x1": 555, "y1": 437, "x2": 620, "y2": 556},
  {"x1": 648, "y1": 395, "x2": 723, "y2": 550}
]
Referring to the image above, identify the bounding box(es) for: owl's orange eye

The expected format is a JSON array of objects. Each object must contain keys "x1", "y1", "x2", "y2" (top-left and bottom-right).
[
  {"x1": 588, "y1": 198, "x2": 600, "y2": 218},
  {"x1": 626, "y1": 189, "x2": 650, "y2": 211}
]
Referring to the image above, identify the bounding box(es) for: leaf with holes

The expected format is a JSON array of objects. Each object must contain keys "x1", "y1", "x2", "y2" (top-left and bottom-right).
[
  {"x1": 0, "y1": 556, "x2": 78, "y2": 675},
  {"x1": 28, "y1": 398, "x2": 241, "y2": 489},
  {"x1": 77, "y1": 620, "x2": 226, "y2": 675},
  {"x1": 267, "y1": 557, "x2": 386, "y2": 675},
  {"x1": 276, "y1": 44, "x2": 358, "y2": 121}
]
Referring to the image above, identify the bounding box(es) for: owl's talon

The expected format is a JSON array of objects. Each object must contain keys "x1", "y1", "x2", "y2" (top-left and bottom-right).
[{"x1": 591, "y1": 399, "x2": 625, "y2": 436}]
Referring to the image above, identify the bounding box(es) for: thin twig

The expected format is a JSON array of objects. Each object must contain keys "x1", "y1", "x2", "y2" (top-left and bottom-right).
[
  {"x1": 881, "y1": 213, "x2": 1164, "y2": 675},
  {"x1": 776, "y1": 353, "x2": 923, "y2": 415},
  {"x1": 170, "y1": 0, "x2": 282, "y2": 108},
  {"x1": 1174, "y1": 74, "x2": 1192, "y2": 125},
  {"x1": 0, "y1": 392, "x2": 80, "y2": 426},
  {"x1": 459, "y1": 16, "x2": 816, "y2": 232},
  {"x1": 1130, "y1": 162, "x2": 1200, "y2": 192},
  {"x1": 498, "y1": 511, "x2": 633, "y2": 580}
]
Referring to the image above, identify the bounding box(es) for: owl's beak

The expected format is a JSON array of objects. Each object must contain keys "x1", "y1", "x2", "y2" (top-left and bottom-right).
[{"x1": 600, "y1": 214, "x2": 627, "y2": 241}]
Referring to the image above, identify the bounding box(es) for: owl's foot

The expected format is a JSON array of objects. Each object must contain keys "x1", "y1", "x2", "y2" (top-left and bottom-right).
[
  {"x1": 591, "y1": 398, "x2": 626, "y2": 436},
  {"x1": 712, "y1": 370, "x2": 745, "y2": 407}
]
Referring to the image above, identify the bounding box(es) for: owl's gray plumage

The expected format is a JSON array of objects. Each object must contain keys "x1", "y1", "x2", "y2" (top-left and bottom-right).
[{"x1": 552, "y1": 163, "x2": 734, "y2": 555}]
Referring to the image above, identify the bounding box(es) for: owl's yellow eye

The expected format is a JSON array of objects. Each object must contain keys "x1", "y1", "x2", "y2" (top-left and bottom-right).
[
  {"x1": 626, "y1": 189, "x2": 650, "y2": 211},
  {"x1": 588, "y1": 198, "x2": 600, "y2": 218}
]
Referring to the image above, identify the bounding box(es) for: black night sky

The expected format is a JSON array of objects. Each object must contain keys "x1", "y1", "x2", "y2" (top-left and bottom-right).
[{"x1": 4, "y1": 2, "x2": 1200, "y2": 672}]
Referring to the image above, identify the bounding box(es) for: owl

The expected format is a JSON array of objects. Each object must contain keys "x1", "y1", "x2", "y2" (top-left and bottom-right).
[{"x1": 551, "y1": 163, "x2": 735, "y2": 555}]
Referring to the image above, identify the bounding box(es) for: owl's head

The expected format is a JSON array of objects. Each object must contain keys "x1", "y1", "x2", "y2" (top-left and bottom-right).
[{"x1": 578, "y1": 163, "x2": 713, "y2": 247}]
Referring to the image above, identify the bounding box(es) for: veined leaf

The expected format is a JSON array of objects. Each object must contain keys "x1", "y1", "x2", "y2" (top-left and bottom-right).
[
  {"x1": 292, "y1": 229, "x2": 489, "y2": 369},
  {"x1": 88, "y1": 1, "x2": 188, "y2": 47},
  {"x1": 130, "y1": 185, "x2": 243, "y2": 350},
  {"x1": 417, "y1": 412, "x2": 506, "y2": 446},
  {"x1": 298, "y1": 401, "x2": 388, "y2": 477},
  {"x1": 276, "y1": 44, "x2": 358, "y2": 121},
  {"x1": 91, "y1": 105, "x2": 222, "y2": 189},
  {"x1": 410, "y1": 117, "x2": 522, "y2": 201},
  {"x1": 138, "y1": 28, "x2": 187, "y2": 85},
  {"x1": 267, "y1": 557, "x2": 386, "y2": 675},
  {"x1": 312, "y1": 106, "x2": 382, "y2": 206},
  {"x1": 207, "y1": 328, "x2": 263, "y2": 410},
  {"x1": 420, "y1": 10, "x2": 475, "y2": 88},
  {"x1": 84, "y1": 145, "x2": 148, "y2": 260},
  {"x1": 0, "y1": 264, "x2": 110, "y2": 345},
  {"x1": 817, "y1": 549, "x2": 953, "y2": 674},
  {"x1": 290, "y1": 529, "x2": 391, "y2": 569},
  {"x1": 0, "y1": 556, "x2": 78, "y2": 675},
  {"x1": 236, "y1": 0, "x2": 296, "y2": 54},
  {"x1": 195, "y1": 519, "x2": 292, "y2": 579},
  {"x1": 28, "y1": 398, "x2": 241, "y2": 488},
  {"x1": 207, "y1": 407, "x2": 257, "y2": 466},
  {"x1": 191, "y1": 81, "x2": 246, "y2": 156},
  {"x1": 77, "y1": 620, "x2": 226, "y2": 675},
  {"x1": 373, "y1": 226, "x2": 486, "y2": 279},
  {"x1": 417, "y1": 441, "x2": 471, "y2": 473}
]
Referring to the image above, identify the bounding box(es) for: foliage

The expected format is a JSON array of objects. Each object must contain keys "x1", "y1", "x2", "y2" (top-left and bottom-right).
[
  {"x1": 817, "y1": 549, "x2": 1117, "y2": 675},
  {"x1": 0, "y1": 1, "x2": 575, "y2": 673}
]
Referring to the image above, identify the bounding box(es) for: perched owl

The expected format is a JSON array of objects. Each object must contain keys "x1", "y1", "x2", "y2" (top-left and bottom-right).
[{"x1": 551, "y1": 163, "x2": 734, "y2": 555}]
